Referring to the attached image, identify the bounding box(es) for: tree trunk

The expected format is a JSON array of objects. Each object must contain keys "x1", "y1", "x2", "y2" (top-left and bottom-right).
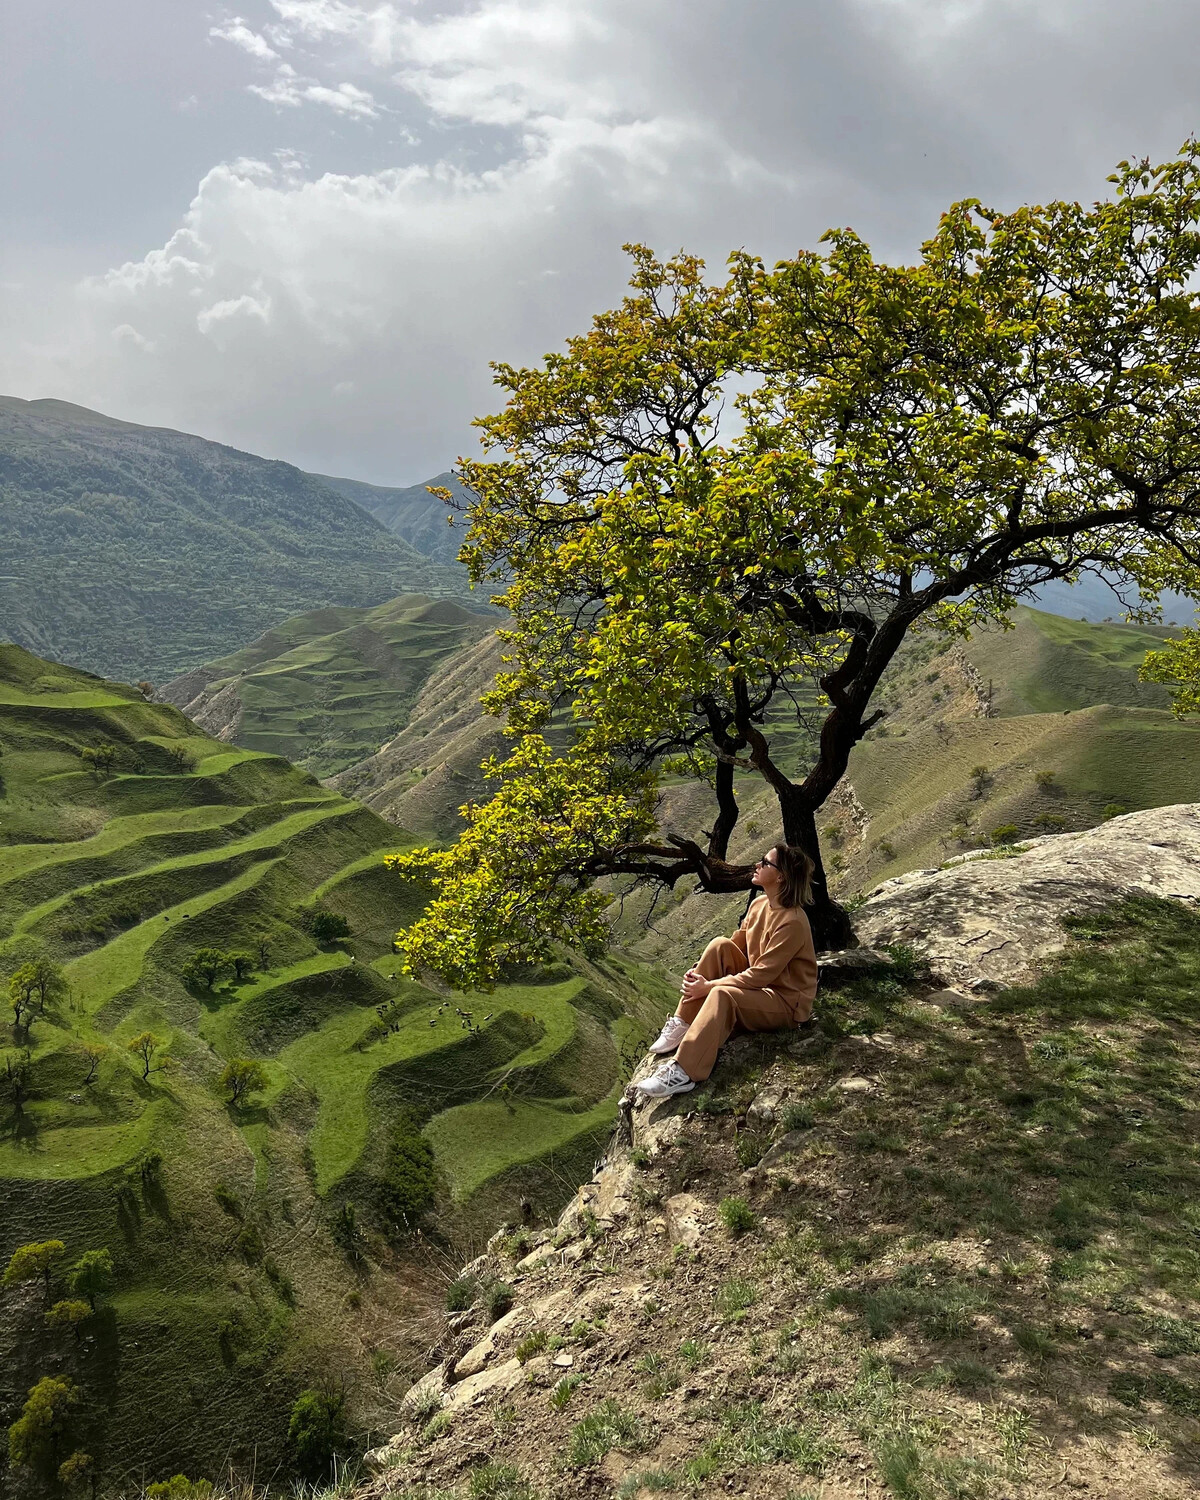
[{"x1": 780, "y1": 791, "x2": 856, "y2": 951}]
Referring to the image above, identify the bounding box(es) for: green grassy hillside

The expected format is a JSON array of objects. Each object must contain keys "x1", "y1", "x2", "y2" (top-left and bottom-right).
[
  {"x1": 159, "y1": 595, "x2": 493, "y2": 777},
  {"x1": 0, "y1": 646, "x2": 662, "y2": 1494},
  {"x1": 826, "y1": 607, "x2": 1197, "y2": 891},
  {"x1": 0, "y1": 396, "x2": 467, "y2": 685},
  {"x1": 623, "y1": 608, "x2": 1199, "y2": 968}
]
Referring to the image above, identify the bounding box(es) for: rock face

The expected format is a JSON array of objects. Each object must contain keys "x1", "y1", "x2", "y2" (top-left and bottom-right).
[{"x1": 855, "y1": 804, "x2": 1200, "y2": 988}]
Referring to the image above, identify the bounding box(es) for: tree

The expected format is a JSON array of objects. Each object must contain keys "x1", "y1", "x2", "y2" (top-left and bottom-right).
[
  {"x1": 181, "y1": 948, "x2": 229, "y2": 989},
  {"x1": 127, "y1": 1031, "x2": 163, "y2": 1080},
  {"x1": 11, "y1": 957, "x2": 66, "y2": 1018},
  {"x1": 68, "y1": 1248, "x2": 113, "y2": 1310},
  {"x1": 7, "y1": 1376, "x2": 76, "y2": 1476},
  {"x1": 58, "y1": 1450, "x2": 94, "y2": 1493},
  {"x1": 4, "y1": 1240, "x2": 66, "y2": 1292},
  {"x1": 256, "y1": 937, "x2": 272, "y2": 968},
  {"x1": 79, "y1": 743, "x2": 116, "y2": 777},
  {"x1": 2, "y1": 1049, "x2": 32, "y2": 1110},
  {"x1": 387, "y1": 148, "x2": 1200, "y2": 975},
  {"x1": 287, "y1": 1384, "x2": 347, "y2": 1479},
  {"x1": 225, "y1": 950, "x2": 255, "y2": 983},
  {"x1": 45, "y1": 1300, "x2": 92, "y2": 1339},
  {"x1": 81, "y1": 1043, "x2": 104, "y2": 1086},
  {"x1": 219, "y1": 1058, "x2": 269, "y2": 1107}
]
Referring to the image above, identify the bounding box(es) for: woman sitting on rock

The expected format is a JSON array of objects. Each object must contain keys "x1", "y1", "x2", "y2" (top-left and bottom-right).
[{"x1": 634, "y1": 844, "x2": 819, "y2": 1101}]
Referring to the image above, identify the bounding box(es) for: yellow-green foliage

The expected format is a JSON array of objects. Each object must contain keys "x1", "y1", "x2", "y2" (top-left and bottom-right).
[{"x1": 391, "y1": 149, "x2": 1200, "y2": 981}]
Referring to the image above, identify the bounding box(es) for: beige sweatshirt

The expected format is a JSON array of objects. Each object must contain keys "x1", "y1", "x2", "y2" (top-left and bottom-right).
[{"x1": 723, "y1": 896, "x2": 818, "y2": 1020}]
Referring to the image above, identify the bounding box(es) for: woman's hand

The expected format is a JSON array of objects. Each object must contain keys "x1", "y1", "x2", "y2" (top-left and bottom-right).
[{"x1": 680, "y1": 971, "x2": 711, "y2": 1004}]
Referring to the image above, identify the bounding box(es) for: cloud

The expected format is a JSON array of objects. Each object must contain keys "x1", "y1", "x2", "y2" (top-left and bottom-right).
[
  {"x1": 210, "y1": 17, "x2": 280, "y2": 62},
  {"x1": 8, "y1": 0, "x2": 1200, "y2": 485}
]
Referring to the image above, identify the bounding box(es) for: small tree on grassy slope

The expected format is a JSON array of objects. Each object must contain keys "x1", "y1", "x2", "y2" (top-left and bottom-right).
[
  {"x1": 11, "y1": 958, "x2": 66, "y2": 1018},
  {"x1": 2, "y1": 1049, "x2": 32, "y2": 1111},
  {"x1": 4, "y1": 1240, "x2": 66, "y2": 1293},
  {"x1": 69, "y1": 1249, "x2": 113, "y2": 1311},
  {"x1": 8, "y1": 1376, "x2": 77, "y2": 1480},
  {"x1": 127, "y1": 1031, "x2": 164, "y2": 1081},
  {"x1": 219, "y1": 1058, "x2": 269, "y2": 1107},
  {"x1": 388, "y1": 147, "x2": 1200, "y2": 978},
  {"x1": 181, "y1": 949, "x2": 229, "y2": 990},
  {"x1": 225, "y1": 950, "x2": 256, "y2": 983},
  {"x1": 45, "y1": 1300, "x2": 92, "y2": 1339}
]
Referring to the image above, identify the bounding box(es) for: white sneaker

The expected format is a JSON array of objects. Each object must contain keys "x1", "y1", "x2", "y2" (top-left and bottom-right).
[
  {"x1": 635, "y1": 1060, "x2": 696, "y2": 1100},
  {"x1": 649, "y1": 1015, "x2": 689, "y2": 1055}
]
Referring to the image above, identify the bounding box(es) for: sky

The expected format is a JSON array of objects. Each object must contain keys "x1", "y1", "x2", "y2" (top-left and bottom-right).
[{"x1": 4, "y1": 0, "x2": 1200, "y2": 487}]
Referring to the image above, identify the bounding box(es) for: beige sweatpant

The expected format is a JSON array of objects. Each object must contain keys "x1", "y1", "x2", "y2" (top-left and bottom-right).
[{"x1": 672, "y1": 936, "x2": 797, "y2": 1083}]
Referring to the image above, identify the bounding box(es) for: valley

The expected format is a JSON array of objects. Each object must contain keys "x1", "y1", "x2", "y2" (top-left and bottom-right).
[{"x1": 0, "y1": 645, "x2": 664, "y2": 1491}]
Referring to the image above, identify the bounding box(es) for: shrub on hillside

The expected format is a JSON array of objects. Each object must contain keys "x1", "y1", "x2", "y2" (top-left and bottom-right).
[
  {"x1": 990, "y1": 824, "x2": 1020, "y2": 845},
  {"x1": 145, "y1": 1476, "x2": 213, "y2": 1500},
  {"x1": 377, "y1": 1112, "x2": 436, "y2": 1230},
  {"x1": 287, "y1": 1385, "x2": 347, "y2": 1479},
  {"x1": 718, "y1": 1197, "x2": 757, "y2": 1237},
  {"x1": 181, "y1": 949, "x2": 229, "y2": 989},
  {"x1": 299, "y1": 905, "x2": 352, "y2": 943},
  {"x1": 446, "y1": 1275, "x2": 477, "y2": 1311},
  {"x1": 1103, "y1": 802, "x2": 1129, "y2": 821}
]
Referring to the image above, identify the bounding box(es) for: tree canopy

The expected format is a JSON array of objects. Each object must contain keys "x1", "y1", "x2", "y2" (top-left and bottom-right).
[{"x1": 389, "y1": 145, "x2": 1200, "y2": 984}]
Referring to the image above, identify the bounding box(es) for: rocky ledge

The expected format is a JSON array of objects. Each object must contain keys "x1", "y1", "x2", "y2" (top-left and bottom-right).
[{"x1": 855, "y1": 802, "x2": 1200, "y2": 988}]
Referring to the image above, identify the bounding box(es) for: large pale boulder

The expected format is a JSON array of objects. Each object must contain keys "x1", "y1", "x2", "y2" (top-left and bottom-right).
[{"x1": 855, "y1": 804, "x2": 1200, "y2": 988}]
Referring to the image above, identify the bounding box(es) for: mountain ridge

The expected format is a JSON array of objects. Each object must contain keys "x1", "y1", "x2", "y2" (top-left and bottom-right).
[{"x1": 0, "y1": 396, "x2": 467, "y2": 685}]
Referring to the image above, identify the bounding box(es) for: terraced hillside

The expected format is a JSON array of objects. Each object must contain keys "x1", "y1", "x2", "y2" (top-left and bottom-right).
[
  {"x1": 0, "y1": 646, "x2": 664, "y2": 1493},
  {"x1": 159, "y1": 595, "x2": 493, "y2": 777}
]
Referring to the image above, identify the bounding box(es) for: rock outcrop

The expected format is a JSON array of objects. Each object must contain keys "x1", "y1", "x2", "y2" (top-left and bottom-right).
[
  {"x1": 359, "y1": 808, "x2": 1200, "y2": 1499},
  {"x1": 855, "y1": 803, "x2": 1200, "y2": 988}
]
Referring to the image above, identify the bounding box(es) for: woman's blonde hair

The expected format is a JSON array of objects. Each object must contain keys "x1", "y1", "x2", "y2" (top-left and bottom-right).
[{"x1": 773, "y1": 844, "x2": 816, "y2": 909}]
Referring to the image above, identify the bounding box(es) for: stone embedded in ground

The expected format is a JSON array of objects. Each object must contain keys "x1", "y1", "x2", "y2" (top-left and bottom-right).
[
  {"x1": 640, "y1": 1113, "x2": 688, "y2": 1157},
  {"x1": 451, "y1": 1304, "x2": 528, "y2": 1380},
  {"x1": 759, "y1": 1130, "x2": 810, "y2": 1167},
  {"x1": 837, "y1": 1075, "x2": 875, "y2": 1093},
  {"x1": 441, "y1": 1356, "x2": 526, "y2": 1412},
  {"x1": 815, "y1": 948, "x2": 895, "y2": 987},
  {"x1": 747, "y1": 1087, "x2": 789, "y2": 1124},
  {"x1": 664, "y1": 1191, "x2": 707, "y2": 1249},
  {"x1": 855, "y1": 804, "x2": 1200, "y2": 987},
  {"x1": 515, "y1": 1243, "x2": 558, "y2": 1273}
]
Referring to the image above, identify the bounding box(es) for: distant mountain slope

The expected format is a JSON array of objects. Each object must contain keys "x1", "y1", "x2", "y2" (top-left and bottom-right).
[
  {"x1": 159, "y1": 594, "x2": 493, "y2": 777},
  {"x1": 310, "y1": 468, "x2": 473, "y2": 566},
  {"x1": 0, "y1": 643, "x2": 663, "y2": 1490},
  {"x1": 0, "y1": 396, "x2": 466, "y2": 685},
  {"x1": 330, "y1": 629, "x2": 509, "y2": 833}
]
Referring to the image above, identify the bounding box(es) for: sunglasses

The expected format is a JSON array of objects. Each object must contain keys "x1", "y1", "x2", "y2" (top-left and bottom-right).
[{"x1": 755, "y1": 856, "x2": 779, "y2": 870}]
